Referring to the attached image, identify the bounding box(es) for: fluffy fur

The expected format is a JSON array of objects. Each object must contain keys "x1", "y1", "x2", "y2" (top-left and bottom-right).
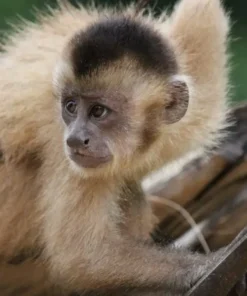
[{"x1": 0, "y1": 0, "x2": 230, "y2": 295}]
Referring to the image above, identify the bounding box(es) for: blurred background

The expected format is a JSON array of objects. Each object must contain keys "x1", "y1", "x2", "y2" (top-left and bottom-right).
[{"x1": 0, "y1": 0, "x2": 246, "y2": 103}]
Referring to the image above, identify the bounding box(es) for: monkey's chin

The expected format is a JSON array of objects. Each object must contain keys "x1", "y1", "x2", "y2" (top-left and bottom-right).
[{"x1": 68, "y1": 152, "x2": 112, "y2": 169}]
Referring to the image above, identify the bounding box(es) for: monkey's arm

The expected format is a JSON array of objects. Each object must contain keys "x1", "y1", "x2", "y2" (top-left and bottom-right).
[
  {"x1": 164, "y1": 0, "x2": 230, "y2": 157},
  {"x1": 48, "y1": 238, "x2": 212, "y2": 294},
  {"x1": 46, "y1": 225, "x2": 246, "y2": 296}
]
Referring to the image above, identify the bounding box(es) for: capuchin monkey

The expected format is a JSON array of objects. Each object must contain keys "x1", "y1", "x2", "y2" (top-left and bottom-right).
[{"x1": 0, "y1": 0, "x2": 244, "y2": 295}]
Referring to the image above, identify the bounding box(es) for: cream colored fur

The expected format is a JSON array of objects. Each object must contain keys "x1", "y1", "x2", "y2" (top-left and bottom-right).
[{"x1": 0, "y1": 0, "x2": 230, "y2": 294}]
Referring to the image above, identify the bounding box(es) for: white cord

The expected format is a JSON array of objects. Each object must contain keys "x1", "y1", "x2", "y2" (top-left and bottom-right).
[{"x1": 150, "y1": 196, "x2": 211, "y2": 254}]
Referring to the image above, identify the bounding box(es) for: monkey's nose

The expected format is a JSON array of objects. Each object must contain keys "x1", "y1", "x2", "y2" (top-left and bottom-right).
[{"x1": 66, "y1": 136, "x2": 90, "y2": 149}]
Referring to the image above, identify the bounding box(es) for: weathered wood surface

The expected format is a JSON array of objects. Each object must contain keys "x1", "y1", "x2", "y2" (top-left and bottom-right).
[{"x1": 144, "y1": 102, "x2": 247, "y2": 251}]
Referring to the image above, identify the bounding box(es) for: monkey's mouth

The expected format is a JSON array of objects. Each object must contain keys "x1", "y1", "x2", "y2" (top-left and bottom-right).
[{"x1": 68, "y1": 150, "x2": 112, "y2": 169}]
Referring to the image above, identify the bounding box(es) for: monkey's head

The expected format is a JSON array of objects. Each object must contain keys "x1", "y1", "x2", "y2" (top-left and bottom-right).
[{"x1": 53, "y1": 17, "x2": 190, "y2": 179}]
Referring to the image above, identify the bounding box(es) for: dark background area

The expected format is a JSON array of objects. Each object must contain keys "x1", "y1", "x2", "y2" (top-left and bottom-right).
[{"x1": 0, "y1": 0, "x2": 246, "y2": 103}]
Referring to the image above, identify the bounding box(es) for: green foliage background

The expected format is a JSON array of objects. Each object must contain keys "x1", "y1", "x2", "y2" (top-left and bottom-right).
[{"x1": 0, "y1": 0, "x2": 246, "y2": 103}]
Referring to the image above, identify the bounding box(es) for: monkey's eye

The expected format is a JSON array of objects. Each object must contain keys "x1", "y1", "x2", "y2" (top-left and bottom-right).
[
  {"x1": 65, "y1": 99, "x2": 78, "y2": 115},
  {"x1": 89, "y1": 105, "x2": 110, "y2": 120}
]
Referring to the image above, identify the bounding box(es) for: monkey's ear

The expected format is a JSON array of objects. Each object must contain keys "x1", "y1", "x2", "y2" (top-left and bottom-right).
[{"x1": 163, "y1": 75, "x2": 189, "y2": 124}]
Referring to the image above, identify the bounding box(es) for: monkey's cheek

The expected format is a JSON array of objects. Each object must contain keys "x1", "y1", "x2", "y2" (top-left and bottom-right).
[{"x1": 68, "y1": 152, "x2": 112, "y2": 169}]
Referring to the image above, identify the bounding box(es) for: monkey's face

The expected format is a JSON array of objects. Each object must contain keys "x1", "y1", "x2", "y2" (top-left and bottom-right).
[{"x1": 60, "y1": 89, "x2": 131, "y2": 170}]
